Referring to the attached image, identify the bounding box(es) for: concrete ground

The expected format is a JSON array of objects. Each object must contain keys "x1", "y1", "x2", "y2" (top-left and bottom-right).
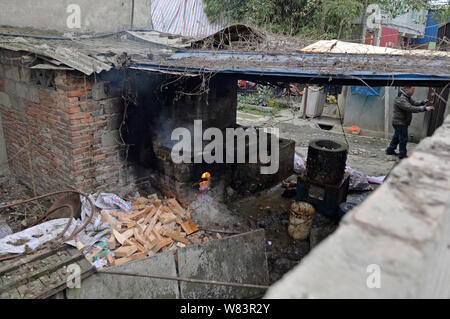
[
  {"x1": 237, "y1": 108, "x2": 415, "y2": 176},
  {"x1": 232, "y1": 108, "x2": 416, "y2": 284}
]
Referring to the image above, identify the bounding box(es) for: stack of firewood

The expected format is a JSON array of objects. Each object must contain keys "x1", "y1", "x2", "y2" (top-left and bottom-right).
[{"x1": 81, "y1": 194, "x2": 215, "y2": 267}]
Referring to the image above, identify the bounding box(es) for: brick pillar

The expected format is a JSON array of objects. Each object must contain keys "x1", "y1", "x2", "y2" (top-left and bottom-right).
[{"x1": 0, "y1": 49, "x2": 134, "y2": 195}]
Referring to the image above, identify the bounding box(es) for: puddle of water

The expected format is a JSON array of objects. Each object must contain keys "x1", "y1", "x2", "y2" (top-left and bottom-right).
[{"x1": 230, "y1": 185, "x2": 292, "y2": 221}]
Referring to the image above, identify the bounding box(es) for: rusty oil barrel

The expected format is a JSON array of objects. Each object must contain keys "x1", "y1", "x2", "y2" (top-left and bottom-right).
[{"x1": 306, "y1": 139, "x2": 348, "y2": 185}]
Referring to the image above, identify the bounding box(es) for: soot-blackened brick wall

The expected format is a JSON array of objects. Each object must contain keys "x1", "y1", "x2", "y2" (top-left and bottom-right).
[
  {"x1": 0, "y1": 49, "x2": 136, "y2": 195},
  {"x1": 0, "y1": 49, "x2": 239, "y2": 199}
]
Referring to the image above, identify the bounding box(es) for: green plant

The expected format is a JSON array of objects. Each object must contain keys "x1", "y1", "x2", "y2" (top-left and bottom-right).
[{"x1": 204, "y1": 0, "x2": 449, "y2": 41}]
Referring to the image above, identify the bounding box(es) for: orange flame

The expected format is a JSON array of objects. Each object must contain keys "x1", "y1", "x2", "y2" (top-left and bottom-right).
[
  {"x1": 201, "y1": 172, "x2": 211, "y2": 179},
  {"x1": 199, "y1": 172, "x2": 211, "y2": 192}
]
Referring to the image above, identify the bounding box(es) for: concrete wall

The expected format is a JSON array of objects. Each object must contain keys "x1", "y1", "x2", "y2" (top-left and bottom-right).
[
  {"x1": 343, "y1": 86, "x2": 429, "y2": 142},
  {"x1": 265, "y1": 114, "x2": 450, "y2": 298},
  {"x1": 62, "y1": 230, "x2": 269, "y2": 299},
  {"x1": 0, "y1": 0, "x2": 152, "y2": 34}
]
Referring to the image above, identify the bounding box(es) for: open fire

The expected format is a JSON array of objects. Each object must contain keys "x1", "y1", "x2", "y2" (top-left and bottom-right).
[{"x1": 199, "y1": 172, "x2": 211, "y2": 192}]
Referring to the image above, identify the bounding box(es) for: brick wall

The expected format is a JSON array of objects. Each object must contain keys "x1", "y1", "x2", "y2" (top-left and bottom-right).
[
  {"x1": 0, "y1": 49, "x2": 137, "y2": 195},
  {"x1": 0, "y1": 49, "x2": 240, "y2": 198}
]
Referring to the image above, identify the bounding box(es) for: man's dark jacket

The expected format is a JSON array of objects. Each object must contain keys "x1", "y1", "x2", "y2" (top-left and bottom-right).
[{"x1": 392, "y1": 89, "x2": 426, "y2": 126}]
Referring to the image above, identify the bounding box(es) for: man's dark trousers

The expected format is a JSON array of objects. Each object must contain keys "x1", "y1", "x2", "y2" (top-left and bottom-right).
[{"x1": 387, "y1": 125, "x2": 408, "y2": 157}]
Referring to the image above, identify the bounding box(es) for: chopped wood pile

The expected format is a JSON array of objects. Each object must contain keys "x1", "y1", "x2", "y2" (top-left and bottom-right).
[{"x1": 79, "y1": 194, "x2": 216, "y2": 267}]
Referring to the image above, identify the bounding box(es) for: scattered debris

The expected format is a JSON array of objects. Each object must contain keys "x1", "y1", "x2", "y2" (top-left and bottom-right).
[
  {"x1": 0, "y1": 217, "x2": 12, "y2": 240},
  {"x1": 348, "y1": 125, "x2": 361, "y2": 135},
  {"x1": 345, "y1": 166, "x2": 372, "y2": 191}
]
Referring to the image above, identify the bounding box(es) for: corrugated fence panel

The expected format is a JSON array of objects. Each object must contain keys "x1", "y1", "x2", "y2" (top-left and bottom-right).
[{"x1": 151, "y1": 0, "x2": 226, "y2": 37}]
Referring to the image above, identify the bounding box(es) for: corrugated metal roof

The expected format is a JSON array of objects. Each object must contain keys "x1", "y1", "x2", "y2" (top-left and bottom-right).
[
  {"x1": 0, "y1": 27, "x2": 448, "y2": 86},
  {"x1": 131, "y1": 49, "x2": 450, "y2": 85},
  {"x1": 0, "y1": 30, "x2": 195, "y2": 75},
  {"x1": 0, "y1": 28, "x2": 198, "y2": 75},
  {"x1": 0, "y1": 38, "x2": 113, "y2": 75}
]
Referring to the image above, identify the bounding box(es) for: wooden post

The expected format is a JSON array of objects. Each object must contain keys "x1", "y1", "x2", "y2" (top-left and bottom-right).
[
  {"x1": 384, "y1": 87, "x2": 390, "y2": 139},
  {"x1": 302, "y1": 85, "x2": 309, "y2": 119}
]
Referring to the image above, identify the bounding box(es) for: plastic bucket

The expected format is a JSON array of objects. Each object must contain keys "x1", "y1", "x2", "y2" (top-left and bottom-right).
[{"x1": 288, "y1": 201, "x2": 316, "y2": 240}]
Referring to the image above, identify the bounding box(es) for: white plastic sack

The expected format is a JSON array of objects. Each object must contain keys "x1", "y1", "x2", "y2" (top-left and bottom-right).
[
  {"x1": 294, "y1": 154, "x2": 307, "y2": 174},
  {"x1": 345, "y1": 166, "x2": 372, "y2": 191},
  {"x1": 0, "y1": 218, "x2": 75, "y2": 254},
  {"x1": 89, "y1": 192, "x2": 132, "y2": 212},
  {"x1": 367, "y1": 175, "x2": 386, "y2": 185},
  {"x1": 0, "y1": 193, "x2": 128, "y2": 255}
]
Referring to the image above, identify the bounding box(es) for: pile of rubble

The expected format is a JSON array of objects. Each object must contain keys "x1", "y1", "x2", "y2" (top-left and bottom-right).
[{"x1": 80, "y1": 194, "x2": 219, "y2": 267}]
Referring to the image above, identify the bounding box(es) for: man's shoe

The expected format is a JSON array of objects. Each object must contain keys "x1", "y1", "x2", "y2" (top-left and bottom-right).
[
  {"x1": 399, "y1": 155, "x2": 408, "y2": 159},
  {"x1": 386, "y1": 149, "x2": 398, "y2": 156}
]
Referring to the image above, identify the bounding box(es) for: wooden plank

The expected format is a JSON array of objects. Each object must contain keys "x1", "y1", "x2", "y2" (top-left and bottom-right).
[
  {"x1": 128, "y1": 239, "x2": 147, "y2": 253},
  {"x1": 133, "y1": 228, "x2": 148, "y2": 246},
  {"x1": 106, "y1": 254, "x2": 114, "y2": 266},
  {"x1": 152, "y1": 228, "x2": 162, "y2": 242},
  {"x1": 142, "y1": 206, "x2": 157, "y2": 225},
  {"x1": 126, "y1": 221, "x2": 137, "y2": 228},
  {"x1": 110, "y1": 256, "x2": 131, "y2": 266},
  {"x1": 112, "y1": 229, "x2": 127, "y2": 245},
  {"x1": 108, "y1": 211, "x2": 122, "y2": 219},
  {"x1": 108, "y1": 235, "x2": 117, "y2": 250},
  {"x1": 181, "y1": 220, "x2": 199, "y2": 235},
  {"x1": 143, "y1": 239, "x2": 157, "y2": 251},
  {"x1": 76, "y1": 241, "x2": 85, "y2": 251},
  {"x1": 160, "y1": 229, "x2": 189, "y2": 245},
  {"x1": 134, "y1": 197, "x2": 150, "y2": 205},
  {"x1": 167, "y1": 198, "x2": 187, "y2": 220},
  {"x1": 162, "y1": 217, "x2": 177, "y2": 226},
  {"x1": 120, "y1": 228, "x2": 134, "y2": 239},
  {"x1": 128, "y1": 205, "x2": 153, "y2": 220},
  {"x1": 134, "y1": 223, "x2": 145, "y2": 234},
  {"x1": 144, "y1": 208, "x2": 161, "y2": 236},
  {"x1": 151, "y1": 238, "x2": 173, "y2": 254},
  {"x1": 131, "y1": 204, "x2": 147, "y2": 211},
  {"x1": 101, "y1": 211, "x2": 121, "y2": 231},
  {"x1": 114, "y1": 252, "x2": 147, "y2": 266},
  {"x1": 114, "y1": 245, "x2": 137, "y2": 258},
  {"x1": 153, "y1": 199, "x2": 162, "y2": 207}
]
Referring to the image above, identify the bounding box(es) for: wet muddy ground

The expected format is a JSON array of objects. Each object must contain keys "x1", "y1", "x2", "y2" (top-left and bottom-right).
[
  {"x1": 232, "y1": 109, "x2": 410, "y2": 284},
  {"x1": 227, "y1": 182, "x2": 376, "y2": 284}
]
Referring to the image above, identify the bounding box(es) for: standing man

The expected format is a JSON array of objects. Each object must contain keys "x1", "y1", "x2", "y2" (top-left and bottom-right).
[{"x1": 386, "y1": 86, "x2": 434, "y2": 159}]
